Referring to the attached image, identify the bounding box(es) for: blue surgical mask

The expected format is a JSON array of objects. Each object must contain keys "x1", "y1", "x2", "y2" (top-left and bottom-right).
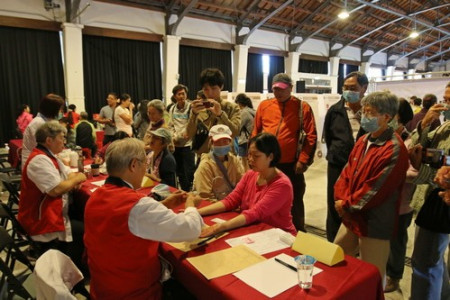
[
  {"x1": 343, "y1": 90, "x2": 360, "y2": 103},
  {"x1": 361, "y1": 115, "x2": 380, "y2": 133},
  {"x1": 442, "y1": 104, "x2": 450, "y2": 121},
  {"x1": 57, "y1": 111, "x2": 63, "y2": 120},
  {"x1": 212, "y1": 145, "x2": 230, "y2": 156}
]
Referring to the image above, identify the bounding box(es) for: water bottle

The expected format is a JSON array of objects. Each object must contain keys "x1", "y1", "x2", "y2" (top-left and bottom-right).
[{"x1": 77, "y1": 154, "x2": 84, "y2": 173}]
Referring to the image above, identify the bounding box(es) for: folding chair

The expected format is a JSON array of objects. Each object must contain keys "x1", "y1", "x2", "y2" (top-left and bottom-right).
[
  {"x1": 0, "y1": 173, "x2": 21, "y2": 211},
  {"x1": 0, "y1": 203, "x2": 37, "y2": 253},
  {"x1": 0, "y1": 226, "x2": 35, "y2": 300}
]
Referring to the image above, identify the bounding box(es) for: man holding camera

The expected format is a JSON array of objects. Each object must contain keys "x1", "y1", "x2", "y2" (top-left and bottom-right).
[
  {"x1": 408, "y1": 82, "x2": 450, "y2": 300},
  {"x1": 186, "y1": 68, "x2": 241, "y2": 156}
]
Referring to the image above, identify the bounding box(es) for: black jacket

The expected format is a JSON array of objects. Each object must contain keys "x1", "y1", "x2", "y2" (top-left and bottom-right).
[{"x1": 323, "y1": 97, "x2": 366, "y2": 168}]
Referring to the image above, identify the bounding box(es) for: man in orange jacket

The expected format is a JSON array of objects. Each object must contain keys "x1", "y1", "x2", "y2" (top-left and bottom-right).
[{"x1": 252, "y1": 73, "x2": 317, "y2": 231}]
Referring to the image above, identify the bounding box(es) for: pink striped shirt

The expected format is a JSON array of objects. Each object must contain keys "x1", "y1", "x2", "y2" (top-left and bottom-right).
[{"x1": 221, "y1": 170, "x2": 296, "y2": 235}]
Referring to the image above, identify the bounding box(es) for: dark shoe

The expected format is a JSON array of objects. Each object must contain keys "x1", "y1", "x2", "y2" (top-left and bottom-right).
[{"x1": 384, "y1": 277, "x2": 400, "y2": 293}]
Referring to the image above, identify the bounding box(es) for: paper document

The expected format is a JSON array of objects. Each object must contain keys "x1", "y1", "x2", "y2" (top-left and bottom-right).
[
  {"x1": 91, "y1": 180, "x2": 105, "y2": 187},
  {"x1": 166, "y1": 232, "x2": 229, "y2": 252},
  {"x1": 186, "y1": 245, "x2": 265, "y2": 280},
  {"x1": 225, "y1": 228, "x2": 291, "y2": 255},
  {"x1": 234, "y1": 253, "x2": 323, "y2": 298}
]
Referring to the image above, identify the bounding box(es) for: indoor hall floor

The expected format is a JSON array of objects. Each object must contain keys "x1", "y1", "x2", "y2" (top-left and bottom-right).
[{"x1": 304, "y1": 158, "x2": 414, "y2": 300}]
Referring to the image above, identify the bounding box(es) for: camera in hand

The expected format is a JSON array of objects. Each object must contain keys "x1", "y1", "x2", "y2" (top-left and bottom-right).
[
  {"x1": 422, "y1": 148, "x2": 450, "y2": 168},
  {"x1": 202, "y1": 101, "x2": 213, "y2": 108}
]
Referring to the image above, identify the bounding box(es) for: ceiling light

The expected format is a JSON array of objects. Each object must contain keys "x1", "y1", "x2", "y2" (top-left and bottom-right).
[
  {"x1": 409, "y1": 31, "x2": 419, "y2": 38},
  {"x1": 338, "y1": 10, "x2": 349, "y2": 19}
]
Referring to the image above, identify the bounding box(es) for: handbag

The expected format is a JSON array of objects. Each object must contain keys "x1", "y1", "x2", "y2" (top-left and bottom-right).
[
  {"x1": 191, "y1": 121, "x2": 209, "y2": 151},
  {"x1": 415, "y1": 188, "x2": 450, "y2": 234}
]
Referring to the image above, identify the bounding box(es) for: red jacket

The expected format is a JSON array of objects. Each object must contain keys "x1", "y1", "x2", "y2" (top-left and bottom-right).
[
  {"x1": 18, "y1": 147, "x2": 65, "y2": 236},
  {"x1": 334, "y1": 128, "x2": 409, "y2": 239},
  {"x1": 84, "y1": 177, "x2": 161, "y2": 300},
  {"x1": 252, "y1": 96, "x2": 317, "y2": 164}
]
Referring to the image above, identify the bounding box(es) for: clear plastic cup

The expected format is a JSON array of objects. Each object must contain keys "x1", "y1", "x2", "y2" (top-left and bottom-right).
[{"x1": 295, "y1": 255, "x2": 316, "y2": 289}]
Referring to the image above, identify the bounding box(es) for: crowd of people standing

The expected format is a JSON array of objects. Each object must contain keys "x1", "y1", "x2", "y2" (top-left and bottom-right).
[{"x1": 12, "y1": 66, "x2": 450, "y2": 299}]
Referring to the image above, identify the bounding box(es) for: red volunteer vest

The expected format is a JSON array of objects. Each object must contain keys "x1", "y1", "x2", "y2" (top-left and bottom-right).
[
  {"x1": 18, "y1": 147, "x2": 65, "y2": 236},
  {"x1": 84, "y1": 177, "x2": 161, "y2": 300}
]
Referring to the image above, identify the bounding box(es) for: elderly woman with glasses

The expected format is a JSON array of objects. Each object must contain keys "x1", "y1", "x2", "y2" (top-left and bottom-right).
[
  {"x1": 18, "y1": 121, "x2": 87, "y2": 272},
  {"x1": 333, "y1": 91, "x2": 409, "y2": 286}
]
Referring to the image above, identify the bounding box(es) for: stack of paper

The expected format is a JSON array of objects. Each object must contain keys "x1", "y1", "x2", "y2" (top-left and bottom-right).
[
  {"x1": 234, "y1": 253, "x2": 323, "y2": 298},
  {"x1": 225, "y1": 228, "x2": 291, "y2": 255}
]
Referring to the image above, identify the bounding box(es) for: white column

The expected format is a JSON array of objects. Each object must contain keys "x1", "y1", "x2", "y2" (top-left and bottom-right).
[
  {"x1": 329, "y1": 57, "x2": 340, "y2": 94},
  {"x1": 386, "y1": 66, "x2": 395, "y2": 81},
  {"x1": 360, "y1": 62, "x2": 371, "y2": 75},
  {"x1": 286, "y1": 52, "x2": 299, "y2": 91},
  {"x1": 163, "y1": 35, "x2": 181, "y2": 104},
  {"x1": 233, "y1": 45, "x2": 249, "y2": 93},
  {"x1": 61, "y1": 23, "x2": 85, "y2": 112}
]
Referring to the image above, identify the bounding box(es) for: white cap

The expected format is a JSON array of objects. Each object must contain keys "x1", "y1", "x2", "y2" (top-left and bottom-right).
[{"x1": 209, "y1": 124, "x2": 232, "y2": 142}]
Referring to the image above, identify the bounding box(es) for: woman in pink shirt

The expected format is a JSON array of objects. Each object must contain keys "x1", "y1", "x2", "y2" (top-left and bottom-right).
[
  {"x1": 198, "y1": 133, "x2": 296, "y2": 236},
  {"x1": 16, "y1": 104, "x2": 33, "y2": 134}
]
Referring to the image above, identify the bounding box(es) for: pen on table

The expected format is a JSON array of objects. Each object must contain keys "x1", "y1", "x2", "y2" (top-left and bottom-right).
[
  {"x1": 275, "y1": 258, "x2": 297, "y2": 272},
  {"x1": 197, "y1": 232, "x2": 225, "y2": 246}
]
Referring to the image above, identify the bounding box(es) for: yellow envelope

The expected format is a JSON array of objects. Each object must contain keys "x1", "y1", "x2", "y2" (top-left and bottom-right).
[{"x1": 186, "y1": 245, "x2": 265, "y2": 280}]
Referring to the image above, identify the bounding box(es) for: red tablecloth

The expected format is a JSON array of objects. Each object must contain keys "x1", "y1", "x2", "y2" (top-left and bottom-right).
[
  {"x1": 96, "y1": 131, "x2": 104, "y2": 150},
  {"x1": 75, "y1": 178, "x2": 384, "y2": 299},
  {"x1": 160, "y1": 213, "x2": 385, "y2": 300},
  {"x1": 8, "y1": 139, "x2": 23, "y2": 168}
]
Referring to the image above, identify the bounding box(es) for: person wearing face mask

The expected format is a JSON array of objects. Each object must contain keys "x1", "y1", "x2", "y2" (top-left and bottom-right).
[
  {"x1": 333, "y1": 91, "x2": 409, "y2": 286},
  {"x1": 198, "y1": 133, "x2": 296, "y2": 237},
  {"x1": 384, "y1": 98, "x2": 418, "y2": 293},
  {"x1": 193, "y1": 124, "x2": 244, "y2": 200},
  {"x1": 323, "y1": 71, "x2": 368, "y2": 242},
  {"x1": 407, "y1": 82, "x2": 450, "y2": 300},
  {"x1": 406, "y1": 93, "x2": 440, "y2": 132}
]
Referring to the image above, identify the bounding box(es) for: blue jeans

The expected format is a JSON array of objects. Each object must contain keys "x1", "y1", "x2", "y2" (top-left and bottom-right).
[
  {"x1": 411, "y1": 225, "x2": 450, "y2": 300},
  {"x1": 387, "y1": 211, "x2": 413, "y2": 279}
]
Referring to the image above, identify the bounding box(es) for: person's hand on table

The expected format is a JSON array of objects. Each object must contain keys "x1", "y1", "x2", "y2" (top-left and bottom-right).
[
  {"x1": 161, "y1": 191, "x2": 188, "y2": 209},
  {"x1": 200, "y1": 223, "x2": 223, "y2": 238},
  {"x1": 185, "y1": 193, "x2": 203, "y2": 208}
]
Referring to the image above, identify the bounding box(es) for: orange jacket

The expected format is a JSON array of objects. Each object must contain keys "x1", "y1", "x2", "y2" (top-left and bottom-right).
[{"x1": 252, "y1": 96, "x2": 317, "y2": 164}]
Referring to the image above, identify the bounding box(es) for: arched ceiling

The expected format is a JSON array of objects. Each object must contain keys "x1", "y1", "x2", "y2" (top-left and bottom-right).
[{"x1": 95, "y1": 0, "x2": 450, "y2": 69}]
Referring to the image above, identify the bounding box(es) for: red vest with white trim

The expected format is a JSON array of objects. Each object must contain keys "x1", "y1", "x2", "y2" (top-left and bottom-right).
[
  {"x1": 18, "y1": 147, "x2": 65, "y2": 236},
  {"x1": 84, "y1": 178, "x2": 161, "y2": 300}
]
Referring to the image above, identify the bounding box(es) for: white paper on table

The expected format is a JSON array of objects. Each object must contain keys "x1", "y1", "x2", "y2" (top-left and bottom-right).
[
  {"x1": 225, "y1": 228, "x2": 291, "y2": 255},
  {"x1": 233, "y1": 253, "x2": 323, "y2": 298},
  {"x1": 91, "y1": 180, "x2": 105, "y2": 187},
  {"x1": 211, "y1": 217, "x2": 226, "y2": 224}
]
